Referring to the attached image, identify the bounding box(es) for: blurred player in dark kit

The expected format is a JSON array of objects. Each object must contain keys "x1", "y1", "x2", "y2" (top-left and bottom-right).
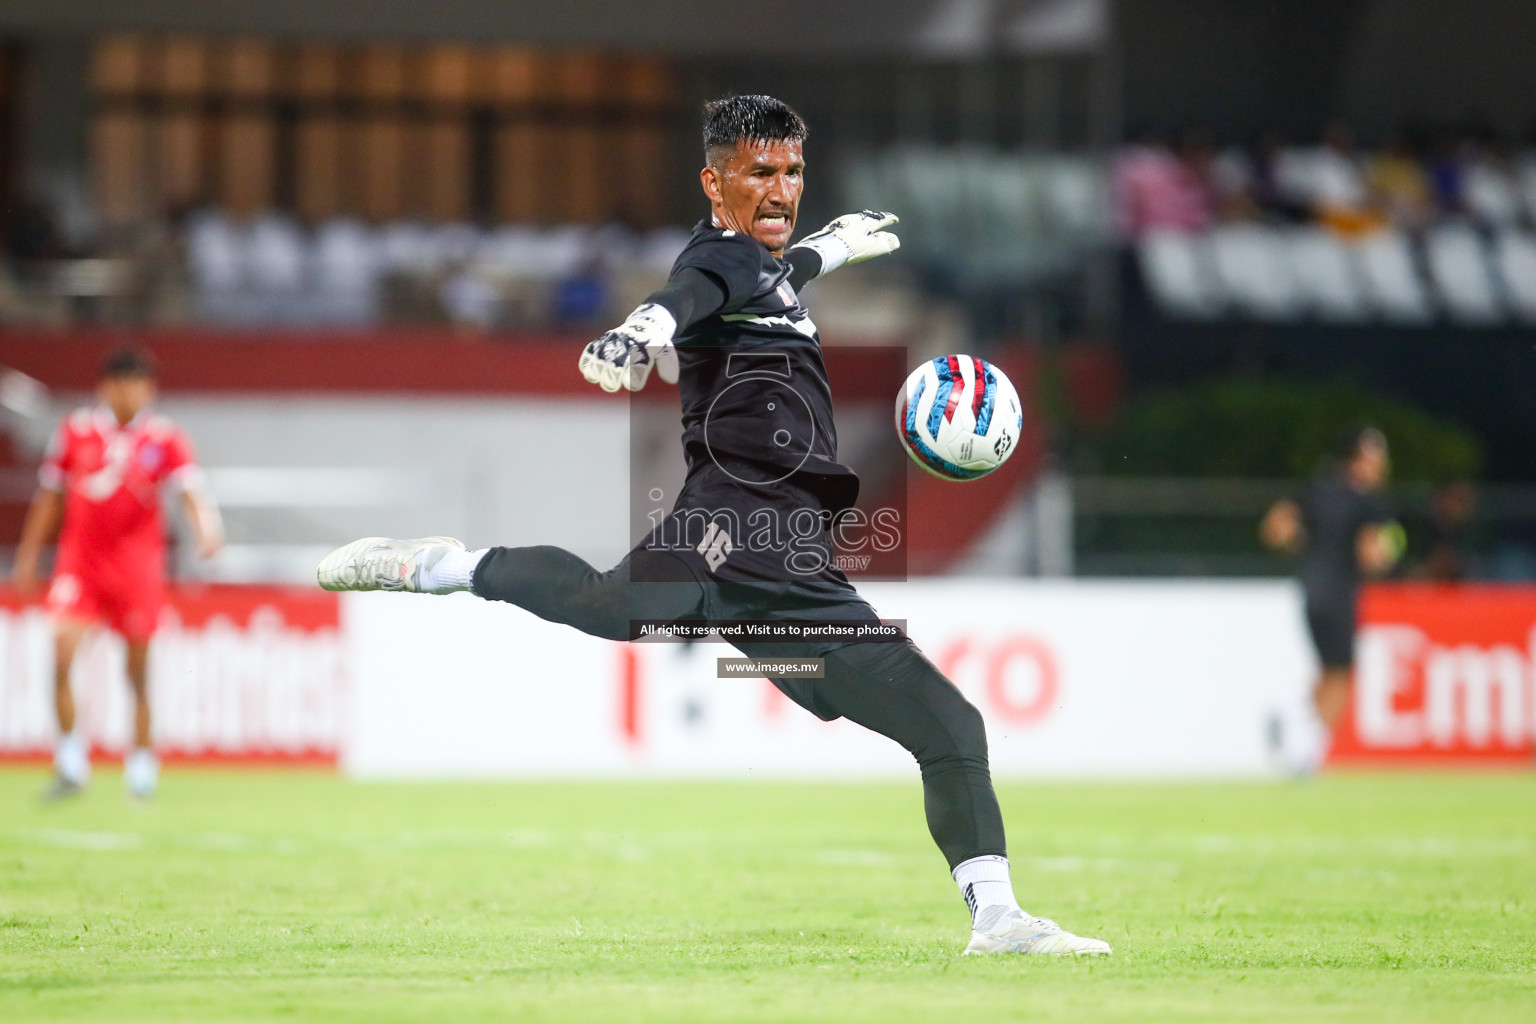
[
  {"x1": 1262, "y1": 426, "x2": 1403, "y2": 773},
  {"x1": 1419, "y1": 479, "x2": 1475, "y2": 583},
  {"x1": 319, "y1": 95, "x2": 1109, "y2": 956},
  {"x1": 13, "y1": 349, "x2": 223, "y2": 800}
]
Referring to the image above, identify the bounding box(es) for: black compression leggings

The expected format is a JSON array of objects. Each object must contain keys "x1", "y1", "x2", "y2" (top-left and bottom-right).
[
  {"x1": 472, "y1": 544, "x2": 1008, "y2": 869},
  {"x1": 472, "y1": 545, "x2": 682, "y2": 641},
  {"x1": 809, "y1": 641, "x2": 1006, "y2": 868}
]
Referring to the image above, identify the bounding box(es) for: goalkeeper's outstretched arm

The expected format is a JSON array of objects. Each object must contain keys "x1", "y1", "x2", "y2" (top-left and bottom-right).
[
  {"x1": 577, "y1": 268, "x2": 727, "y2": 392},
  {"x1": 579, "y1": 211, "x2": 899, "y2": 393}
]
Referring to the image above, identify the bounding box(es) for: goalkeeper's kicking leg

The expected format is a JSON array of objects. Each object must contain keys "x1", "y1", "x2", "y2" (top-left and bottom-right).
[
  {"x1": 316, "y1": 536, "x2": 1110, "y2": 956},
  {"x1": 317, "y1": 537, "x2": 702, "y2": 638}
]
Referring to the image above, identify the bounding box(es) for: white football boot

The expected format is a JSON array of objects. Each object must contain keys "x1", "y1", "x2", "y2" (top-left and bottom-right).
[
  {"x1": 964, "y1": 906, "x2": 1113, "y2": 956},
  {"x1": 316, "y1": 536, "x2": 465, "y2": 593}
]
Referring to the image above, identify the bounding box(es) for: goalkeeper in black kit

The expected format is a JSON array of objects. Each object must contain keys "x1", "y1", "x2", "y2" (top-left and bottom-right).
[{"x1": 318, "y1": 94, "x2": 1109, "y2": 956}]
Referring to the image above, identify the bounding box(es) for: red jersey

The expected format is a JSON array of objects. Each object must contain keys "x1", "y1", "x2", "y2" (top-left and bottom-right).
[{"x1": 40, "y1": 406, "x2": 200, "y2": 579}]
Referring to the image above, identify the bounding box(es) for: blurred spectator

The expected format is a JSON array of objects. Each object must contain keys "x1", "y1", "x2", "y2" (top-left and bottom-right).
[
  {"x1": 1418, "y1": 480, "x2": 1476, "y2": 583},
  {"x1": 1368, "y1": 134, "x2": 1435, "y2": 229},
  {"x1": 9, "y1": 115, "x2": 1536, "y2": 329},
  {"x1": 1210, "y1": 143, "x2": 1259, "y2": 221},
  {"x1": 1212, "y1": 131, "x2": 1309, "y2": 224},
  {"x1": 1423, "y1": 130, "x2": 1466, "y2": 217},
  {"x1": 1199, "y1": 121, "x2": 1536, "y2": 236},
  {"x1": 5, "y1": 197, "x2": 66, "y2": 261},
  {"x1": 1248, "y1": 132, "x2": 1289, "y2": 221},
  {"x1": 439, "y1": 262, "x2": 500, "y2": 330},
  {"x1": 4, "y1": 195, "x2": 68, "y2": 284},
  {"x1": 1308, "y1": 123, "x2": 1381, "y2": 236},
  {"x1": 1112, "y1": 129, "x2": 1213, "y2": 238},
  {"x1": 247, "y1": 214, "x2": 307, "y2": 296},
  {"x1": 1463, "y1": 139, "x2": 1522, "y2": 228},
  {"x1": 1271, "y1": 140, "x2": 1313, "y2": 213},
  {"x1": 312, "y1": 219, "x2": 380, "y2": 324},
  {"x1": 1269, "y1": 124, "x2": 1400, "y2": 236},
  {"x1": 552, "y1": 262, "x2": 609, "y2": 327},
  {"x1": 1518, "y1": 126, "x2": 1536, "y2": 226},
  {"x1": 1183, "y1": 127, "x2": 1259, "y2": 225},
  {"x1": 1176, "y1": 127, "x2": 1217, "y2": 194}
]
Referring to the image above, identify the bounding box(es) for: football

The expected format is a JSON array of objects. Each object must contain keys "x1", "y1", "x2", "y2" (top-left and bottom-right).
[{"x1": 894, "y1": 355, "x2": 1024, "y2": 481}]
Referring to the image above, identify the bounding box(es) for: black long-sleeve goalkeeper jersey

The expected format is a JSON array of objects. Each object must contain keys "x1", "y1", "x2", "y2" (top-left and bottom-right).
[{"x1": 647, "y1": 220, "x2": 857, "y2": 511}]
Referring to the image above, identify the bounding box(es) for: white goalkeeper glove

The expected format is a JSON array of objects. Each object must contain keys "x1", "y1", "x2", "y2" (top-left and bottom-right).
[
  {"x1": 790, "y1": 210, "x2": 901, "y2": 276},
  {"x1": 579, "y1": 303, "x2": 680, "y2": 393}
]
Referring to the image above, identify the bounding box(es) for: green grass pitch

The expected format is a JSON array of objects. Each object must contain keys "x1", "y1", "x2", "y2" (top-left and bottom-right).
[{"x1": 1, "y1": 769, "x2": 1533, "y2": 1023}]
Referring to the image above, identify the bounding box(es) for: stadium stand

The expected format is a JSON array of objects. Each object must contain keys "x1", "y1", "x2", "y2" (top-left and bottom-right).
[
  {"x1": 1208, "y1": 223, "x2": 1299, "y2": 320},
  {"x1": 178, "y1": 212, "x2": 692, "y2": 329},
  {"x1": 1134, "y1": 221, "x2": 1536, "y2": 326},
  {"x1": 1285, "y1": 228, "x2": 1370, "y2": 321},
  {"x1": 1354, "y1": 229, "x2": 1433, "y2": 323},
  {"x1": 1117, "y1": 124, "x2": 1536, "y2": 326},
  {"x1": 1424, "y1": 223, "x2": 1503, "y2": 324},
  {"x1": 1494, "y1": 229, "x2": 1536, "y2": 323},
  {"x1": 1136, "y1": 230, "x2": 1220, "y2": 318}
]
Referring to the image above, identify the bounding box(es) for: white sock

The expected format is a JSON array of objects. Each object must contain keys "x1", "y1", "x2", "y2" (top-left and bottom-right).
[
  {"x1": 953, "y1": 855, "x2": 1022, "y2": 925},
  {"x1": 1297, "y1": 712, "x2": 1333, "y2": 775},
  {"x1": 419, "y1": 547, "x2": 489, "y2": 594},
  {"x1": 1284, "y1": 697, "x2": 1331, "y2": 776},
  {"x1": 125, "y1": 747, "x2": 159, "y2": 796},
  {"x1": 55, "y1": 732, "x2": 90, "y2": 784}
]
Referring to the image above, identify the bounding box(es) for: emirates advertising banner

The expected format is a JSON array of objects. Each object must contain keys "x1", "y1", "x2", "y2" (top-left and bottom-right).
[
  {"x1": 1331, "y1": 585, "x2": 1536, "y2": 766},
  {"x1": 3, "y1": 581, "x2": 1531, "y2": 776}
]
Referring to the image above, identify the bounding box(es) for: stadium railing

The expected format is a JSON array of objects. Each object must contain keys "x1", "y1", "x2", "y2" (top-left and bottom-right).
[{"x1": 1067, "y1": 476, "x2": 1536, "y2": 578}]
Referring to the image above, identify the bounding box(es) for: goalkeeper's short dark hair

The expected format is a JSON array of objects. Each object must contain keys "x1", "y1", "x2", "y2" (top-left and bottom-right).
[
  {"x1": 100, "y1": 346, "x2": 157, "y2": 381},
  {"x1": 702, "y1": 95, "x2": 807, "y2": 164}
]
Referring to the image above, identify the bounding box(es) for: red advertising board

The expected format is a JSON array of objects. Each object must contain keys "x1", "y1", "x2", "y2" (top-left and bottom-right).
[
  {"x1": 1330, "y1": 584, "x2": 1536, "y2": 766},
  {"x1": 0, "y1": 586, "x2": 344, "y2": 765}
]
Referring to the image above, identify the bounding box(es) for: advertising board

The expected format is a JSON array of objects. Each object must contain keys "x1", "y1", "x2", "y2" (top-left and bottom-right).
[{"x1": 0, "y1": 587, "x2": 344, "y2": 764}]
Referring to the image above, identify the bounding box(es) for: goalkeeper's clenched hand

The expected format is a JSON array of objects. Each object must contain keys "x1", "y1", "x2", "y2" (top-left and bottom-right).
[
  {"x1": 791, "y1": 210, "x2": 900, "y2": 276},
  {"x1": 578, "y1": 303, "x2": 680, "y2": 392}
]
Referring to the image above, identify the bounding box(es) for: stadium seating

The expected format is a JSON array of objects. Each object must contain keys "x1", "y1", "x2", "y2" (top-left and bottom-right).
[
  {"x1": 1285, "y1": 228, "x2": 1371, "y2": 321},
  {"x1": 1424, "y1": 224, "x2": 1503, "y2": 324},
  {"x1": 185, "y1": 210, "x2": 245, "y2": 321},
  {"x1": 246, "y1": 215, "x2": 310, "y2": 324},
  {"x1": 311, "y1": 220, "x2": 380, "y2": 325},
  {"x1": 181, "y1": 215, "x2": 691, "y2": 328},
  {"x1": 1137, "y1": 230, "x2": 1222, "y2": 318},
  {"x1": 1135, "y1": 222, "x2": 1536, "y2": 326},
  {"x1": 1493, "y1": 230, "x2": 1536, "y2": 323},
  {"x1": 1209, "y1": 223, "x2": 1301, "y2": 320},
  {"x1": 840, "y1": 148, "x2": 1107, "y2": 285},
  {"x1": 1354, "y1": 229, "x2": 1433, "y2": 323}
]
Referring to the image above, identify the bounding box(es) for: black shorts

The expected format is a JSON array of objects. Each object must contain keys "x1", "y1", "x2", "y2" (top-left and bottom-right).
[
  {"x1": 634, "y1": 458, "x2": 887, "y2": 656},
  {"x1": 1304, "y1": 598, "x2": 1357, "y2": 669}
]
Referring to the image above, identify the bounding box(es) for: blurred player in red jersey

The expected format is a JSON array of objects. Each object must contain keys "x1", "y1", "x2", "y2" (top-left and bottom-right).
[{"x1": 12, "y1": 349, "x2": 223, "y2": 800}]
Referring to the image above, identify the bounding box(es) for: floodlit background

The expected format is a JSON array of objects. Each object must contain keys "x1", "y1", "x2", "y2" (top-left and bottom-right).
[
  {"x1": 3, "y1": 7, "x2": 1536, "y2": 1024},
  {"x1": 0, "y1": 0, "x2": 1533, "y2": 775}
]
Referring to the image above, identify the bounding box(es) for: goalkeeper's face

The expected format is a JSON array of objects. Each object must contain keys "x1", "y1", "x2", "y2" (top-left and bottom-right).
[{"x1": 701, "y1": 139, "x2": 804, "y2": 256}]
